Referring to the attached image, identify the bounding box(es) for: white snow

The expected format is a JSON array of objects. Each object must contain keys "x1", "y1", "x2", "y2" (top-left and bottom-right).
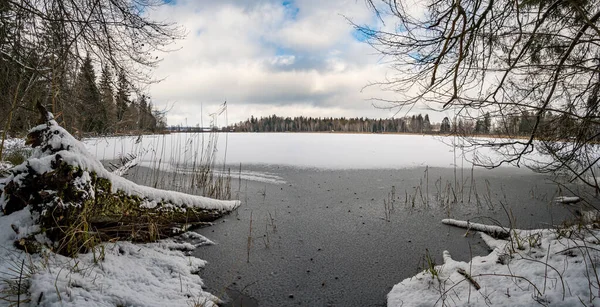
[
  {"x1": 0, "y1": 207, "x2": 221, "y2": 307},
  {"x1": 388, "y1": 219, "x2": 600, "y2": 306},
  {"x1": 111, "y1": 154, "x2": 139, "y2": 177},
  {"x1": 84, "y1": 133, "x2": 517, "y2": 170},
  {"x1": 0, "y1": 115, "x2": 241, "y2": 306},
  {"x1": 0, "y1": 137, "x2": 29, "y2": 171},
  {"x1": 0, "y1": 137, "x2": 26, "y2": 153},
  {"x1": 0, "y1": 161, "x2": 11, "y2": 172},
  {"x1": 3, "y1": 119, "x2": 240, "y2": 212},
  {"x1": 136, "y1": 162, "x2": 287, "y2": 185},
  {"x1": 555, "y1": 196, "x2": 582, "y2": 204},
  {"x1": 213, "y1": 169, "x2": 286, "y2": 185},
  {"x1": 442, "y1": 218, "x2": 509, "y2": 238}
]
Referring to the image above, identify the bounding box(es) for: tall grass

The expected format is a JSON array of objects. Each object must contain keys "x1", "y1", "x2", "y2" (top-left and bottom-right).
[
  {"x1": 0, "y1": 253, "x2": 36, "y2": 306},
  {"x1": 98, "y1": 102, "x2": 234, "y2": 200}
]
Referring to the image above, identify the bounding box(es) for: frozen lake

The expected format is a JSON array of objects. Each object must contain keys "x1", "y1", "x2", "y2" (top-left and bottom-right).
[
  {"x1": 85, "y1": 132, "x2": 506, "y2": 170},
  {"x1": 85, "y1": 132, "x2": 591, "y2": 306}
]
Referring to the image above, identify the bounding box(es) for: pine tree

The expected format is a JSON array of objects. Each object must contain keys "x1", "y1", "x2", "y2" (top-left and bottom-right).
[
  {"x1": 138, "y1": 95, "x2": 148, "y2": 130},
  {"x1": 74, "y1": 56, "x2": 102, "y2": 133},
  {"x1": 440, "y1": 117, "x2": 451, "y2": 133},
  {"x1": 423, "y1": 114, "x2": 431, "y2": 132},
  {"x1": 147, "y1": 102, "x2": 158, "y2": 132},
  {"x1": 40, "y1": 13, "x2": 78, "y2": 132},
  {"x1": 99, "y1": 65, "x2": 116, "y2": 133},
  {"x1": 137, "y1": 94, "x2": 157, "y2": 131},
  {"x1": 483, "y1": 113, "x2": 491, "y2": 134},
  {"x1": 123, "y1": 101, "x2": 139, "y2": 131},
  {"x1": 115, "y1": 70, "x2": 129, "y2": 125}
]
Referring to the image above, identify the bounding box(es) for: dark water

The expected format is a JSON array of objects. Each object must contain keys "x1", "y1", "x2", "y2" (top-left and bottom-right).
[{"x1": 123, "y1": 165, "x2": 597, "y2": 307}]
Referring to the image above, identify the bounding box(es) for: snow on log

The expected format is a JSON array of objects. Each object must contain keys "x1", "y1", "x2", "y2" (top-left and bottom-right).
[
  {"x1": 442, "y1": 218, "x2": 510, "y2": 239},
  {"x1": 0, "y1": 103, "x2": 240, "y2": 256},
  {"x1": 555, "y1": 196, "x2": 582, "y2": 204},
  {"x1": 110, "y1": 153, "x2": 138, "y2": 177}
]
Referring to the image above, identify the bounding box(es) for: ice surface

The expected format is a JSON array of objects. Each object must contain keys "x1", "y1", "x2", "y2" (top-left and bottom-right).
[{"x1": 84, "y1": 133, "x2": 524, "y2": 170}]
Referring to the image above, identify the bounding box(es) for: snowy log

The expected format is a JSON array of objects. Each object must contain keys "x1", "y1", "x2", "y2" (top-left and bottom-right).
[
  {"x1": 442, "y1": 218, "x2": 510, "y2": 239},
  {"x1": 0, "y1": 103, "x2": 240, "y2": 256},
  {"x1": 555, "y1": 196, "x2": 581, "y2": 204}
]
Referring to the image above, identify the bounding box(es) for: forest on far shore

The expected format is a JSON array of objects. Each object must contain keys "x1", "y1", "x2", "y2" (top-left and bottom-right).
[{"x1": 224, "y1": 112, "x2": 568, "y2": 136}]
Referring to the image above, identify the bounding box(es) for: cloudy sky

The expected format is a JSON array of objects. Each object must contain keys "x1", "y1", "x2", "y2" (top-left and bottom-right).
[{"x1": 147, "y1": 0, "x2": 423, "y2": 127}]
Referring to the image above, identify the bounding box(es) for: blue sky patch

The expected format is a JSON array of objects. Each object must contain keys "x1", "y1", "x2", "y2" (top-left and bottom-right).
[
  {"x1": 260, "y1": 38, "x2": 296, "y2": 57},
  {"x1": 397, "y1": 23, "x2": 408, "y2": 33},
  {"x1": 352, "y1": 13, "x2": 380, "y2": 42},
  {"x1": 352, "y1": 26, "x2": 377, "y2": 42},
  {"x1": 282, "y1": 0, "x2": 300, "y2": 20},
  {"x1": 275, "y1": 46, "x2": 294, "y2": 56}
]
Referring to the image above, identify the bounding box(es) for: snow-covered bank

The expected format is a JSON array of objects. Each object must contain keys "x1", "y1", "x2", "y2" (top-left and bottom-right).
[
  {"x1": 0, "y1": 208, "x2": 221, "y2": 306},
  {"x1": 388, "y1": 219, "x2": 600, "y2": 306},
  {"x1": 17, "y1": 115, "x2": 240, "y2": 211},
  {"x1": 0, "y1": 107, "x2": 240, "y2": 305}
]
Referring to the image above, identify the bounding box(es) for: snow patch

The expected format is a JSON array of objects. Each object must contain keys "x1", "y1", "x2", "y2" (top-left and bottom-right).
[
  {"x1": 0, "y1": 208, "x2": 221, "y2": 307},
  {"x1": 0, "y1": 112, "x2": 240, "y2": 306},
  {"x1": 2, "y1": 119, "x2": 240, "y2": 213},
  {"x1": 389, "y1": 220, "x2": 600, "y2": 306},
  {"x1": 442, "y1": 218, "x2": 509, "y2": 238}
]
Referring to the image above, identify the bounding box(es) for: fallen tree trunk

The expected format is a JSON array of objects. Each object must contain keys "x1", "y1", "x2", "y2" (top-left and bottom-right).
[
  {"x1": 1, "y1": 103, "x2": 240, "y2": 256},
  {"x1": 442, "y1": 218, "x2": 510, "y2": 240}
]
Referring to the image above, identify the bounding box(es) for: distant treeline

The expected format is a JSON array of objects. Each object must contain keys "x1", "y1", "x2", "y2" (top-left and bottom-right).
[
  {"x1": 230, "y1": 114, "x2": 468, "y2": 134},
  {"x1": 230, "y1": 114, "x2": 435, "y2": 133},
  {"x1": 228, "y1": 112, "x2": 579, "y2": 137}
]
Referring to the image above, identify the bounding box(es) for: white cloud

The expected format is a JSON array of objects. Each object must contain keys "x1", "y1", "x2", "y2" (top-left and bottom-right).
[{"x1": 146, "y1": 0, "x2": 434, "y2": 126}]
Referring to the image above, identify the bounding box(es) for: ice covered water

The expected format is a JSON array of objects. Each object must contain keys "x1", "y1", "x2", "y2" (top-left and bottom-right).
[
  {"x1": 84, "y1": 132, "x2": 519, "y2": 170},
  {"x1": 84, "y1": 132, "x2": 587, "y2": 306}
]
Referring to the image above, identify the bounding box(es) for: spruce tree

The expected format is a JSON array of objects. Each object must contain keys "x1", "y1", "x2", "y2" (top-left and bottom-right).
[
  {"x1": 115, "y1": 70, "x2": 129, "y2": 125},
  {"x1": 138, "y1": 95, "x2": 149, "y2": 131},
  {"x1": 99, "y1": 65, "x2": 116, "y2": 133},
  {"x1": 123, "y1": 101, "x2": 139, "y2": 131},
  {"x1": 483, "y1": 113, "x2": 491, "y2": 134},
  {"x1": 74, "y1": 56, "x2": 102, "y2": 133},
  {"x1": 440, "y1": 117, "x2": 451, "y2": 133},
  {"x1": 147, "y1": 102, "x2": 158, "y2": 132},
  {"x1": 423, "y1": 114, "x2": 431, "y2": 132}
]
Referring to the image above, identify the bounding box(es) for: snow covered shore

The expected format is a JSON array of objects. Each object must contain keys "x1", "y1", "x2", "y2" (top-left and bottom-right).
[
  {"x1": 388, "y1": 218, "x2": 600, "y2": 306},
  {"x1": 0, "y1": 108, "x2": 240, "y2": 305},
  {"x1": 0, "y1": 209, "x2": 222, "y2": 306}
]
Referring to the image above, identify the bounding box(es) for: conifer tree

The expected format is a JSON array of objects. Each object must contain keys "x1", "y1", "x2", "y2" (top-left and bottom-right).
[
  {"x1": 147, "y1": 102, "x2": 158, "y2": 132},
  {"x1": 74, "y1": 56, "x2": 102, "y2": 133},
  {"x1": 0, "y1": 0, "x2": 182, "y2": 138},
  {"x1": 123, "y1": 101, "x2": 139, "y2": 131},
  {"x1": 440, "y1": 117, "x2": 451, "y2": 133},
  {"x1": 115, "y1": 70, "x2": 129, "y2": 125},
  {"x1": 423, "y1": 114, "x2": 431, "y2": 132},
  {"x1": 99, "y1": 65, "x2": 116, "y2": 133}
]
